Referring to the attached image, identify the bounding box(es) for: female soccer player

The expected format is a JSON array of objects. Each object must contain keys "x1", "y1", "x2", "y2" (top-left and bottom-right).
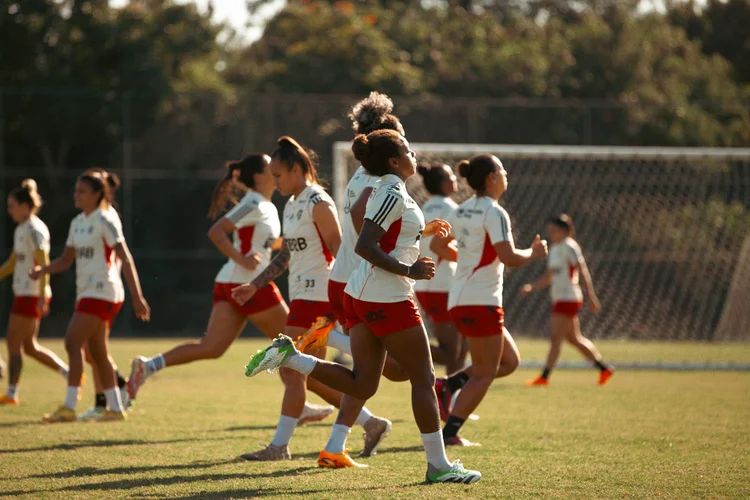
[
  {"x1": 232, "y1": 137, "x2": 387, "y2": 461},
  {"x1": 414, "y1": 163, "x2": 465, "y2": 375},
  {"x1": 241, "y1": 130, "x2": 482, "y2": 484},
  {"x1": 432, "y1": 155, "x2": 548, "y2": 445},
  {"x1": 521, "y1": 214, "x2": 614, "y2": 386},
  {"x1": 0, "y1": 180, "x2": 68, "y2": 405},
  {"x1": 32, "y1": 170, "x2": 150, "y2": 422}
]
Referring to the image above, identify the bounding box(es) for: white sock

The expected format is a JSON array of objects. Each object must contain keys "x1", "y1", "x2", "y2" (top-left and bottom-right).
[
  {"x1": 105, "y1": 387, "x2": 124, "y2": 412},
  {"x1": 270, "y1": 414, "x2": 299, "y2": 447},
  {"x1": 283, "y1": 352, "x2": 317, "y2": 376},
  {"x1": 324, "y1": 424, "x2": 351, "y2": 454},
  {"x1": 354, "y1": 406, "x2": 374, "y2": 428},
  {"x1": 421, "y1": 430, "x2": 452, "y2": 471},
  {"x1": 6, "y1": 384, "x2": 18, "y2": 399},
  {"x1": 146, "y1": 354, "x2": 166, "y2": 375},
  {"x1": 58, "y1": 366, "x2": 69, "y2": 378},
  {"x1": 327, "y1": 329, "x2": 351, "y2": 354},
  {"x1": 64, "y1": 386, "x2": 79, "y2": 410}
]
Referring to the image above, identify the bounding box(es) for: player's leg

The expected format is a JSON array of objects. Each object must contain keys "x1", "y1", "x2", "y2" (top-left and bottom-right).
[
  {"x1": 22, "y1": 323, "x2": 68, "y2": 375},
  {"x1": 1, "y1": 314, "x2": 34, "y2": 404},
  {"x1": 431, "y1": 321, "x2": 464, "y2": 374},
  {"x1": 526, "y1": 314, "x2": 567, "y2": 386},
  {"x1": 86, "y1": 319, "x2": 126, "y2": 421},
  {"x1": 565, "y1": 315, "x2": 614, "y2": 385}
]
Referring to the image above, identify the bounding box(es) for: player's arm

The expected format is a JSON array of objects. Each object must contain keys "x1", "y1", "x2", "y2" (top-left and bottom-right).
[
  {"x1": 232, "y1": 240, "x2": 290, "y2": 304},
  {"x1": 429, "y1": 234, "x2": 458, "y2": 262},
  {"x1": 351, "y1": 187, "x2": 373, "y2": 235},
  {"x1": 577, "y1": 254, "x2": 601, "y2": 312},
  {"x1": 32, "y1": 247, "x2": 75, "y2": 278},
  {"x1": 495, "y1": 236, "x2": 547, "y2": 268},
  {"x1": 113, "y1": 241, "x2": 150, "y2": 321},
  {"x1": 312, "y1": 201, "x2": 342, "y2": 257},
  {"x1": 355, "y1": 221, "x2": 434, "y2": 280},
  {"x1": 520, "y1": 270, "x2": 552, "y2": 296},
  {"x1": 0, "y1": 252, "x2": 16, "y2": 280},
  {"x1": 208, "y1": 217, "x2": 260, "y2": 271}
]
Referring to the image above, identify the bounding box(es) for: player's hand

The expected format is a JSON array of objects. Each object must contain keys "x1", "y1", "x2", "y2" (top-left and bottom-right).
[
  {"x1": 37, "y1": 296, "x2": 50, "y2": 317},
  {"x1": 240, "y1": 253, "x2": 262, "y2": 271},
  {"x1": 520, "y1": 284, "x2": 533, "y2": 297},
  {"x1": 232, "y1": 283, "x2": 257, "y2": 305},
  {"x1": 29, "y1": 266, "x2": 44, "y2": 281},
  {"x1": 407, "y1": 257, "x2": 435, "y2": 280},
  {"x1": 133, "y1": 295, "x2": 151, "y2": 321},
  {"x1": 587, "y1": 294, "x2": 601, "y2": 313},
  {"x1": 530, "y1": 234, "x2": 548, "y2": 260},
  {"x1": 424, "y1": 219, "x2": 451, "y2": 238}
]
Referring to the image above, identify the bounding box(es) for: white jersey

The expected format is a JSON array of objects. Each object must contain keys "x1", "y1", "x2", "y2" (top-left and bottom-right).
[
  {"x1": 414, "y1": 196, "x2": 458, "y2": 293},
  {"x1": 65, "y1": 207, "x2": 125, "y2": 302},
  {"x1": 345, "y1": 174, "x2": 425, "y2": 303},
  {"x1": 12, "y1": 215, "x2": 52, "y2": 298},
  {"x1": 448, "y1": 196, "x2": 513, "y2": 309},
  {"x1": 548, "y1": 238, "x2": 584, "y2": 302},
  {"x1": 215, "y1": 191, "x2": 281, "y2": 284},
  {"x1": 329, "y1": 166, "x2": 379, "y2": 284},
  {"x1": 283, "y1": 184, "x2": 336, "y2": 302}
]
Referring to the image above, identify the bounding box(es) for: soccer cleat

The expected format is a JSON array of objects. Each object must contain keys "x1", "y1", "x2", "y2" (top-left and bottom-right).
[
  {"x1": 295, "y1": 316, "x2": 334, "y2": 353},
  {"x1": 240, "y1": 443, "x2": 291, "y2": 461},
  {"x1": 297, "y1": 402, "x2": 335, "y2": 427},
  {"x1": 360, "y1": 416, "x2": 392, "y2": 457},
  {"x1": 318, "y1": 449, "x2": 368, "y2": 468},
  {"x1": 42, "y1": 405, "x2": 77, "y2": 423},
  {"x1": 444, "y1": 435, "x2": 481, "y2": 447},
  {"x1": 435, "y1": 378, "x2": 452, "y2": 422},
  {"x1": 244, "y1": 334, "x2": 297, "y2": 377},
  {"x1": 525, "y1": 376, "x2": 549, "y2": 387},
  {"x1": 599, "y1": 367, "x2": 615, "y2": 386},
  {"x1": 120, "y1": 386, "x2": 133, "y2": 410},
  {"x1": 126, "y1": 356, "x2": 149, "y2": 401},
  {"x1": 78, "y1": 407, "x2": 104, "y2": 421},
  {"x1": 97, "y1": 409, "x2": 127, "y2": 422},
  {"x1": 0, "y1": 394, "x2": 19, "y2": 405},
  {"x1": 426, "y1": 460, "x2": 482, "y2": 484}
]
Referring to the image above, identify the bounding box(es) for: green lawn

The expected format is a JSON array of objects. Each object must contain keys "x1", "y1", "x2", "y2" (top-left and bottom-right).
[{"x1": 1, "y1": 338, "x2": 749, "y2": 499}]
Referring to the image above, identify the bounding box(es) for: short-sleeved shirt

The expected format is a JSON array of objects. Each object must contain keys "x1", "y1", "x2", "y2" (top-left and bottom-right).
[
  {"x1": 66, "y1": 207, "x2": 125, "y2": 302},
  {"x1": 12, "y1": 215, "x2": 52, "y2": 298},
  {"x1": 283, "y1": 184, "x2": 336, "y2": 302},
  {"x1": 448, "y1": 196, "x2": 513, "y2": 309},
  {"x1": 215, "y1": 191, "x2": 281, "y2": 284},
  {"x1": 413, "y1": 195, "x2": 458, "y2": 293},
  {"x1": 329, "y1": 166, "x2": 379, "y2": 284},
  {"x1": 549, "y1": 238, "x2": 584, "y2": 302},
  {"x1": 345, "y1": 174, "x2": 425, "y2": 303}
]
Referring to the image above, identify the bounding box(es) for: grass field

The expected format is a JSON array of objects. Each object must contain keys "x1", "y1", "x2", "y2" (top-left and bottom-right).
[{"x1": 1, "y1": 338, "x2": 749, "y2": 499}]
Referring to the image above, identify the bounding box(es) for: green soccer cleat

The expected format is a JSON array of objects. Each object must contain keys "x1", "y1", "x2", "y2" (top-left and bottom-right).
[
  {"x1": 426, "y1": 460, "x2": 482, "y2": 484},
  {"x1": 244, "y1": 334, "x2": 298, "y2": 377}
]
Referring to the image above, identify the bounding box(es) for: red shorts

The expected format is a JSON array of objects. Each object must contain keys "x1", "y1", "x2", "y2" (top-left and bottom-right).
[
  {"x1": 343, "y1": 293, "x2": 423, "y2": 337},
  {"x1": 75, "y1": 298, "x2": 123, "y2": 325},
  {"x1": 552, "y1": 301, "x2": 583, "y2": 317},
  {"x1": 415, "y1": 291, "x2": 451, "y2": 323},
  {"x1": 287, "y1": 299, "x2": 334, "y2": 329},
  {"x1": 449, "y1": 305, "x2": 505, "y2": 338},
  {"x1": 213, "y1": 282, "x2": 284, "y2": 317},
  {"x1": 328, "y1": 280, "x2": 347, "y2": 327},
  {"x1": 11, "y1": 296, "x2": 49, "y2": 319}
]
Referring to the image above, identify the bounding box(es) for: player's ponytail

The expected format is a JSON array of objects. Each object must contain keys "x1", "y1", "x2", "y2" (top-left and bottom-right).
[
  {"x1": 352, "y1": 129, "x2": 403, "y2": 177},
  {"x1": 10, "y1": 179, "x2": 43, "y2": 214},
  {"x1": 550, "y1": 214, "x2": 576, "y2": 240},
  {"x1": 456, "y1": 155, "x2": 498, "y2": 194},
  {"x1": 272, "y1": 136, "x2": 320, "y2": 185},
  {"x1": 209, "y1": 154, "x2": 270, "y2": 218}
]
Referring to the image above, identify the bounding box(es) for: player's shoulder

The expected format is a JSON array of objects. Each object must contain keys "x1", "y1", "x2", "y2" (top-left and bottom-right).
[
  {"x1": 444, "y1": 197, "x2": 459, "y2": 209},
  {"x1": 564, "y1": 237, "x2": 582, "y2": 252},
  {"x1": 99, "y1": 207, "x2": 120, "y2": 225},
  {"x1": 28, "y1": 216, "x2": 50, "y2": 235},
  {"x1": 71, "y1": 212, "x2": 87, "y2": 225},
  {"x1": 307, "y1": 184, "x2": 333, "y2": 206}
]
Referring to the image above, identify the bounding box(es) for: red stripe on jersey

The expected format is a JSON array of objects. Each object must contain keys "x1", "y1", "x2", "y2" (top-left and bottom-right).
[
  {"x1": 472, "y1": 232, "x2": 497, "y2": 273},
  {"x1": 569, "y1": 265, "x2": 576, "y2": 280},
  {"x1": 378, "y1": 217, "x2": 402, "y2": 254},
  {"x1": 103, "y1": 239, "x2": 113, "y2": 269},
  {"x1": 315, "y1": 224, "x2": 334, "y2": 265},
  {"x1": 239, "y1": 226, "x2": 255, "y2": 256}
]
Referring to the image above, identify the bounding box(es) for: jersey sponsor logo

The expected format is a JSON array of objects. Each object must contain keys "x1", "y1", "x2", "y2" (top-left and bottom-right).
[
  {"x1": 17, "y1": 254, "x2": 26, "y2": 262},
  {"x1": 287, "y1": 237, "x2": 308, "y2": 252},
  {"x1": 77, "y1": 247, "x2": 95, "y2": 259},
  {"x1": 296, "y1": 209, "x2": 304, "y2": 220},
  {"x1": 364, "y1": 309, "x2": 387, "y2": 323},
  {"x1": 456, "y1": 208, "x2": 484, "y2": 218},
  {"x1": 88, "y1": 225, "x2": 94, "y2": 234}
]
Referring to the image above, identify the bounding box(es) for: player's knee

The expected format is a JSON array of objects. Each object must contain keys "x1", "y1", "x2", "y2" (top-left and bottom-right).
[
  {"x1": 64, "y1": 336, "x2": 80, "y2": 354},
  {"x1": 203, "y1": 343, "x2": 228, "y2": 360},
  {"x1": 23, "y1": 342, "x2": 40, "y2": 358},
  {"x1": 353, "y1": 381, "x2": 379, "y2": 400}
]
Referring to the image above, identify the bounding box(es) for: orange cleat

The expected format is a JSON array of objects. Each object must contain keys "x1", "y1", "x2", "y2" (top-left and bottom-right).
[
  {"x1": 295, "y1": 316, "x2": 334, "y2": 353},
  {"x1": 317, "y1": 449, "x2": 368, "y2": 469},
  {"x1": 599, "y1": 367, "x2": 614, "y2": 386},
  {"x1": 0, "y1": 395, "x2": 19, "y2": 405},
  {"x1": 525, "y1": 376, "x2": 549, "y2": 387}
]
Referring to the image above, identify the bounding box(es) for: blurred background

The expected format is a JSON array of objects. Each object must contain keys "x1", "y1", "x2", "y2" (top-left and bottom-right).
[{"x1": 1, "y1": 0, "x2": 749, "y2": 340}]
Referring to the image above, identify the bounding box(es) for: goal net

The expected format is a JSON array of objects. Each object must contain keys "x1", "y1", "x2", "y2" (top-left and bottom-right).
[{"x1": 333, "y1": 142, "x2": 750, "y2": 369}]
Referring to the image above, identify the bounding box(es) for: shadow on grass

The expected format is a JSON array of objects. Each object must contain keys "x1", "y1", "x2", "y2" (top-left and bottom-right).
[
  {"x1": 171, "y1": 484, "x2": 392, "y2": 499},
  {"x1": 0, "y1": 420, "x2": 46, "y2": 429},
  {"x1": 291, "y1": 444, "x2": 424, "y2": 460},
  {"x1": 220, "y1": 424, "x2": 279, "y2": 432},
  {"x1": 25, "y1": 459, "x2": 240, "y2": 479},
  {"x1": 0, "y1": 436, "x2": 235, "y2": 455}
]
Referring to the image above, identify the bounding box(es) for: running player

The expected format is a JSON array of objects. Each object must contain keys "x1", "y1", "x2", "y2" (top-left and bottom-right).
[
  {"x1": 32, "y1": 170, "x2": 150, "y2": 422},
  {"x1": 433, "y1": 155, "x2": 547, "y2": 445},
  {"x1": 414, "y1": 163, "x2": 465, "y2": 375},
  {"x1": 124, "y1": 154, "x2": 333, "y2": 425},
  {"x1": 241, "y1": 130, "x2": 482, "y2": 484},
  {"x1": 0, "y1": 179, "x2": 68, "y2": 405},
  {"x1": 521, "y1": 214, "x2": 614, "y2": 386},
  {"x1": 233, "y1": 137, "x2": 388, "y2": 461}
]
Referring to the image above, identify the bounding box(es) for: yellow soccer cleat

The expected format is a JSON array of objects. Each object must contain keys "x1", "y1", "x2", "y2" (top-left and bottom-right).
[
  {"x1": 42, "y1": 405, "x2": 77, "y2": 423},
  {"x1": 97, "y1": 409, "x2": 127, "y2": 422},
  {"x1": 318, "y1": 449, "x2": 368, "y2": 469},
  {"x1": 0, "y1": 394, "x2": 19, "y2": 405},
  {"x1": 295, "y1": 316, "x2": 335, "y2": 353}
]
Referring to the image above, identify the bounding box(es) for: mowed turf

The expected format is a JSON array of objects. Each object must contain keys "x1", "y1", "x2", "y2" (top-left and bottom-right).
[{"x1": 1, "y1": 338, "x2": 749, "y2": 499}]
